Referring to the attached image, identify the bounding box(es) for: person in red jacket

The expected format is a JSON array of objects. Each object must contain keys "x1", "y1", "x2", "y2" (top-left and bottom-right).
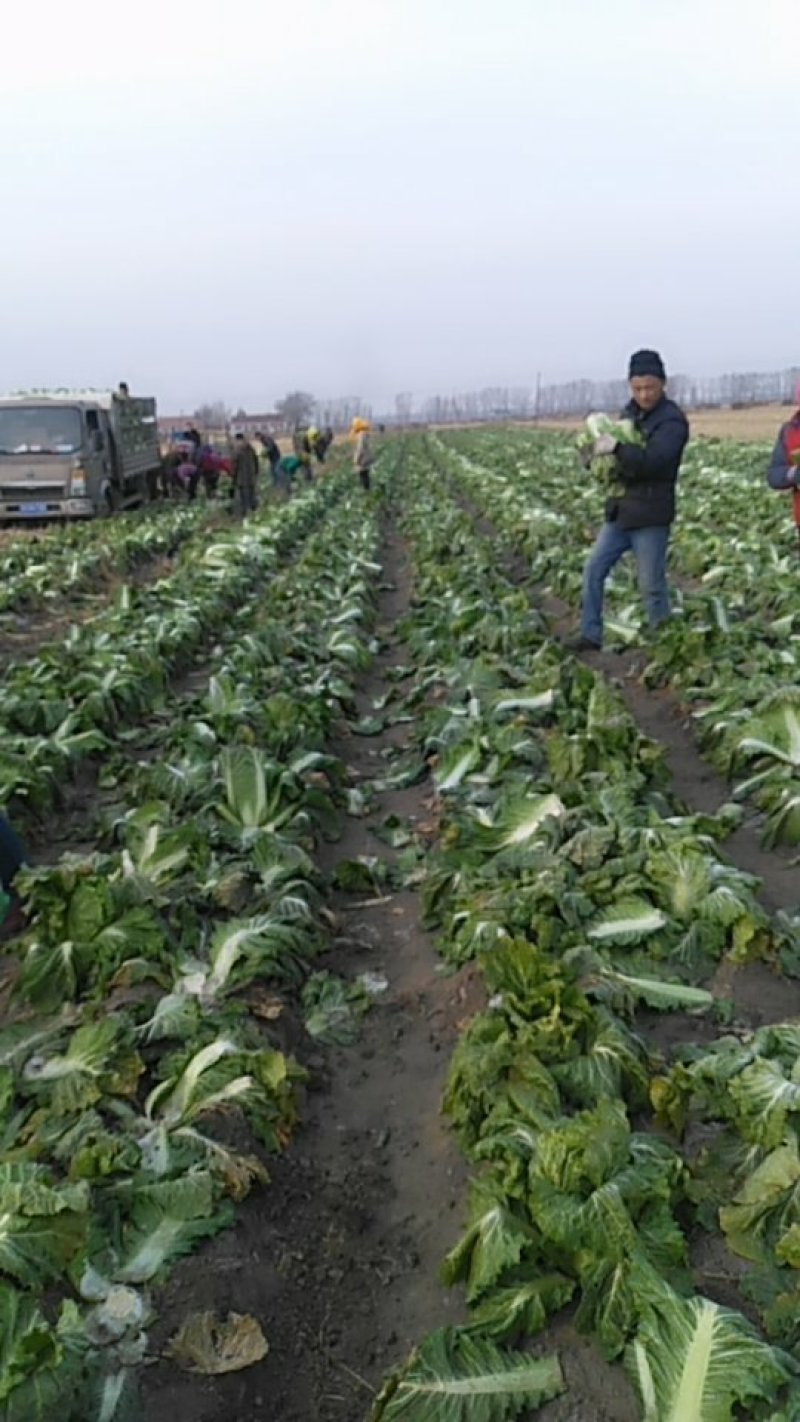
[
  {"x1": 766, "y1": 388, "x2": 800, "y2": 546},
  {"x1": 193, "y1": 445, "x2": 231, "y2": 499}
]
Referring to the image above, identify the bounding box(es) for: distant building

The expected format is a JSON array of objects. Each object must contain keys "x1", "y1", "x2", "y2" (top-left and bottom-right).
[
  {"x1": 158, "y1": 415, "x2": 191, "y2": 439},
  {"x1": 158, "y1": 411, "x2": 287, "y2": 442},
  {"x1": 229, "y1": 412, "x2": 283, "y2": 436}
]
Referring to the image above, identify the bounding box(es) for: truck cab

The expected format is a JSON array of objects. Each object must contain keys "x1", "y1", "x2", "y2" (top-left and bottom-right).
[{"x1": 0, "y1": 390, "x2": 161, "y2": 520}]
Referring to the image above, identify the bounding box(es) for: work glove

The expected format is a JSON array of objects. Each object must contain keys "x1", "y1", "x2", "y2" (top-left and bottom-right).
[{"x1": 592, "y1": 434, "x2": 618, "y2": 458}]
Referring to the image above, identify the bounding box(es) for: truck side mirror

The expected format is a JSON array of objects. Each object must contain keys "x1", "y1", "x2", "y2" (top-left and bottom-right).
[{"x1": 92, "y1": 430, "x2": 105, "y2": 453}]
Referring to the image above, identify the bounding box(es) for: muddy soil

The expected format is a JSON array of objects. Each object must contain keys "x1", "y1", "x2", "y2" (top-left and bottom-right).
[
  {"x1": 140, "y1": 518, "x2": 640, "y2": 1422},
  {"x1": 139, "y1": 485, "x2": 800, "y2": 1422},
  {"x1": 17, "y1": 480, "x2": 790, "y2": 1421},
  {"x1": 141, "y1": 521, "x2": 473, "y2": 1421}
]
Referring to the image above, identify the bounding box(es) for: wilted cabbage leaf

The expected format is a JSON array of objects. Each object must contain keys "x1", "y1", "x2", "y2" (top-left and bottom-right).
[{"x1": 167, "y1": 1310, "x2": 268, "y2": 1374}]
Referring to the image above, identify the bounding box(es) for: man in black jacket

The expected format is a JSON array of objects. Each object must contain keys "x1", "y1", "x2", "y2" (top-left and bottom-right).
[
  {"x1": 577, "y1": 349, "x2": 689, "y2": 650},
  {"x1": 231, "y1": 433, "x2": 260, "y2": 515}
]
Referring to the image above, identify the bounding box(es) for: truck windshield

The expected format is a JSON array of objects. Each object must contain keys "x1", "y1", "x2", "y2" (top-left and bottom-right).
[{"x1": 0, "y1": 408, "x2": 82, "y2": 455}]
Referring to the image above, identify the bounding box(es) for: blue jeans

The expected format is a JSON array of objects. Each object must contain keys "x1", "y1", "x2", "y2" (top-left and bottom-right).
[{"x1": 581, "y1": 520, "x2": 671, "y2": 645}]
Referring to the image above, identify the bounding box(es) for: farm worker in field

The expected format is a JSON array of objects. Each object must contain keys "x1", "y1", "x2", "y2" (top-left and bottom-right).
[
  {"x1": 575, "y1": 349, "x2": 689, "y2": 650},
  {"x1": 163, "y1": 444, "x2": 185, "y2": 497},
  {"x1": 351, "y1": 417, "x2": 374, "y2": 490},
  {"x1": 292, "y1": 426, "x2": 315, "y2": 483},
  {"x1": 308, "y1": 426, "x2": 330, "y2": 464},
  {"x1": 765, "y1": 388, "x2": 800, "y2": 545},
  {"x1": 275, "y1": 452, "x2": 302, "y2": 496},
  {"x1": 257, "y1": 432, "x2": 282, "y2": 485},
  {"x1": 174, "y1": 453, "x2": 197, "y2": 499},
  {"x1": 195, "y1": 444, "x2": 230, "y2": 499},
  {"x1": 231, "y1": 433, "x2": 260, "y2": 515}
]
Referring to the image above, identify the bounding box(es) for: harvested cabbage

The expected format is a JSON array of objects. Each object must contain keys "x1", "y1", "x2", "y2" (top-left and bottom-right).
[{"x1": 577, "y1": 412, "x2": 645, "y2": 495}]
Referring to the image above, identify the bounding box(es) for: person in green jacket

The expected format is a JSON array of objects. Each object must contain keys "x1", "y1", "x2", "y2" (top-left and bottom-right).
[{"x1": 275, "y1": 453, "x2": 302, "y2": 497}]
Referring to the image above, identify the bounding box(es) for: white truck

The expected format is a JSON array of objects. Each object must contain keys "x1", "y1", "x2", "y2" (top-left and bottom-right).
[{"x1": 0, "y1": 389, "x2": 162, "y2": 520}]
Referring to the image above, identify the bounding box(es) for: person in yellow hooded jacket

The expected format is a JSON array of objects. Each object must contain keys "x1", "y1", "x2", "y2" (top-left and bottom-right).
[
  {"x1": 351, "y1": 417, "x2": 374, "y2": 490},
  {"x1": 307, "y1": 425, "x2": 326, "y2": 465},
  {"x1": 292, "y1": 424, "x2": 314, "y2": 483}
]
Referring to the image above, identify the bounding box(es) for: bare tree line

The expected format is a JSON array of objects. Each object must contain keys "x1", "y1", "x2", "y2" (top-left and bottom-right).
[
  {"x1": 312, "y1": 395, "x2": 372, "y2": 428},
  {"x1": 536, "y1": 367, "x2": 800, "y2": 418},
  {"x1": 190, "y1": 392, "x2": 373, "y2": 433},
  {"x1": 194, "y1": 366, "x2": 800, "y2": 434},
  {"x1": 385, "y1": 367, "x2": 800, "y2": 425}
]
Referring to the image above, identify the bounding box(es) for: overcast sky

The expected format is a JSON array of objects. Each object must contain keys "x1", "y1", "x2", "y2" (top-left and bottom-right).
[{"x1": 2, "y1": 0, "x2": 797, "y2": 414}]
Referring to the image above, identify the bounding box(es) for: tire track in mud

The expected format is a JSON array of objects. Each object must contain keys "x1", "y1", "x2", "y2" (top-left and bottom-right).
[{"x1": 141, "y1": 515, "x2": 470, "y2": 1422}]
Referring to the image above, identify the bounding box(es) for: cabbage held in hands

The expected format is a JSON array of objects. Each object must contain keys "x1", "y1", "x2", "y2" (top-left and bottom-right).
[{"x1": 576, "y1": 412, "x2": 645, "y2": 495}]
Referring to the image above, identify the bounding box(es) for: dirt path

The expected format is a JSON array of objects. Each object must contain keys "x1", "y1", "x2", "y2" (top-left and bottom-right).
[
  {"x1": 89, "y1": 485, "x2": 796, "y2": 1422},
  {"x1": 142, "y1": 517, "x2": 471, "y2": 1422},
  {"x1": 141, "y1": 505, "x2": 643, "y2": 1422}
]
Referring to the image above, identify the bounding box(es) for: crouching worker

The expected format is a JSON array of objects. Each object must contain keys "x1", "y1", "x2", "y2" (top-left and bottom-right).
[
  {"x1": 576, "y1": 349, "x2": 689, "y2": 651},
  {"x1": 293, "y1": 427, "x2": 314, "y2": 483},
  {"x1": 275, "y1": 453, "x2": 301, "y2": 497}
]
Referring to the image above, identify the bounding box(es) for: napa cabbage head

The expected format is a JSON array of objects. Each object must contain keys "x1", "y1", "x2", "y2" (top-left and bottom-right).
[
  {"x1": 585, "y1": 412, "x2": 643, "y2": 446},
  {"x1": 577, "y1": 412, "x2": 644, "y2": 493}
]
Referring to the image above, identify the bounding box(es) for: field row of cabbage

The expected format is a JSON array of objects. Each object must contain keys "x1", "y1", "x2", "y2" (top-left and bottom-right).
[
  {"x1": 0, "y1": 501, "x2": 219, "y2": 618},
  {"x1": 370, "y1": 436, "x2": 800, "y2": 1421},
  {"x1": 433, "y1": 428, "x2": 799, "y2": 847},
  {"x1": 0, "y1": 467, "x2": 384, "y2": 1418},
  {"x1": 0, "y1": 430, "x2": 798, "y2": 1422}
]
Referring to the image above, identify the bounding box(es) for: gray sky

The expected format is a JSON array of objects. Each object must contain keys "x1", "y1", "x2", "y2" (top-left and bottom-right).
[{"x1": 2, "y1": 0, "x2": 797, "y2": 413}]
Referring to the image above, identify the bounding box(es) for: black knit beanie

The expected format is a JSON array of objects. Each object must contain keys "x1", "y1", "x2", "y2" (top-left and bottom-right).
[{"x1": 628, "y1": 349, "x2": 666, "y2": 380}]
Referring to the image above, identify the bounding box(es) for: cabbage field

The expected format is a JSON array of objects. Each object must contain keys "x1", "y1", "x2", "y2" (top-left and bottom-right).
[{"x1": 0, "y1": 433, "x2": 798, "y2": 1422}]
